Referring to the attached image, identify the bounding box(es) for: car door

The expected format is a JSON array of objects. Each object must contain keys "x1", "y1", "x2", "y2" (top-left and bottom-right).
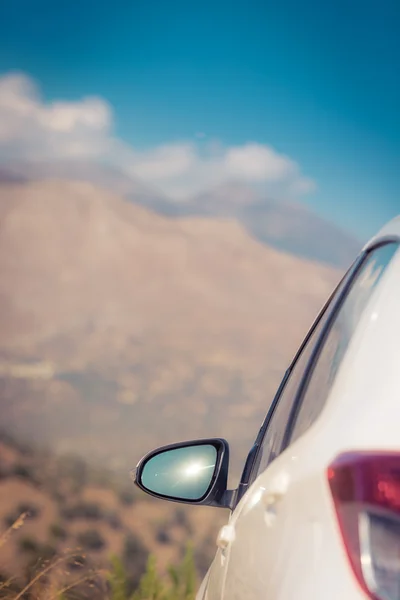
[
  {"x1": 201, "y1": 259, "x2": 357, "y2": 600},
  {"x1": 218, "y1": 306, "x2": 333, "y2": 600},
  {"x1": 215, "y1": 241, "x2": 399, "y2": 600}
]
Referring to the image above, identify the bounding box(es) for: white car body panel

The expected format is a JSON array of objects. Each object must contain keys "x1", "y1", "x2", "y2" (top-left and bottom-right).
[{"x1": 198, "y1": 216, "x2": 400, "y2": 600}]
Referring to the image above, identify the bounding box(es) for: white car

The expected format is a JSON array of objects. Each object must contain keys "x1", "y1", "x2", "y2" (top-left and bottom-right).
[{"x1": 133, "y1": 216, "x2": 400, "y2": 600}]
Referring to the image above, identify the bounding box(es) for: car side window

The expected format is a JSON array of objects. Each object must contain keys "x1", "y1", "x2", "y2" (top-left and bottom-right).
[
  {"x1": 289, "y1": 242, "x2": 399, "y2": 444},
  {"x1": 250, "y1": 313, "x2": 328, "y2": 479},
  {"x1": 250, "y1": 242, "x2": 399, "y2": 482}
]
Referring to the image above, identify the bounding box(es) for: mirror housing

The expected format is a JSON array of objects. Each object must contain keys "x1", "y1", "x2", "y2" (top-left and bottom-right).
[{"x1": 131, "y1": 438, "x2": 235, "y2": 509}]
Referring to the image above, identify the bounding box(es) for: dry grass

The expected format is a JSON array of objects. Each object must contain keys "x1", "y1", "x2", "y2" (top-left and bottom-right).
[
  {"x1": 0, "y1": 513, "x2": 27, "y2": 550},
  {"x1": 0, "y1": 512, "x2": 198, "y2": 600},
  {"x1": 0, "y1": 513, "x2": 107, "y2": 600}
]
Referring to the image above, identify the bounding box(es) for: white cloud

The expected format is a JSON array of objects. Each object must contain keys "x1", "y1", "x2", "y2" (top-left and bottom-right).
[
  {"x1": 0, "y1": 71, "x2": 316, "y2": 199},
  {"x1": 224, "y1": 144, "x2": 297, "y2": 181},
  {"x1": 0, "y1": 73, "x2": 113, "y2": 159},
  {"x1": 289, "y1": 176, "x2": 317, "y2": 195},
  {"x1": 132, "y1": 143, "x2": 196, "y2": 180}
]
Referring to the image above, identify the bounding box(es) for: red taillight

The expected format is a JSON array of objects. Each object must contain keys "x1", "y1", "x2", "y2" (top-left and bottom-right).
[{"x1": 328, "y1": 452, "x2": 400, "y2": 600}]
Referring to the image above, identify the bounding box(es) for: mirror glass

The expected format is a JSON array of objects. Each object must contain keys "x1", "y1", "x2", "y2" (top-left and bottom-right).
[{"x1": 141, "y1": 444, "x2": 218, "y2": 500}]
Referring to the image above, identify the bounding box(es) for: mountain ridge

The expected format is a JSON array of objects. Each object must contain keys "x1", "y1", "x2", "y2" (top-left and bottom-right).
[{"x1": 0, "y1": 160, "x2": 361, "y2": 268}]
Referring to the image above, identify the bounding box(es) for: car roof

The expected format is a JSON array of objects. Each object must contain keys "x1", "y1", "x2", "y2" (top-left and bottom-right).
[{"x1": 363, "y1": 214, "x2": 400, "y2": 250}]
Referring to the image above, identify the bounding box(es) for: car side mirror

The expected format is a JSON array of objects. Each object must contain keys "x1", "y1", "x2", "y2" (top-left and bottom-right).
[{"x1": 132, "y1": 438, "x2": 235, "y2": 509}]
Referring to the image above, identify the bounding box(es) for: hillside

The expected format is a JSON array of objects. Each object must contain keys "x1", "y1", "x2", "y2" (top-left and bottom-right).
[
  {"x1": 0, "y1": 434, "x2": 223, "y2": 593},
  {"x1": 168, "y1": 183, "x2": 362, "y2": 268},
  {"x1": 0, "y1": 179, "x2": 341, "y2": 477}
]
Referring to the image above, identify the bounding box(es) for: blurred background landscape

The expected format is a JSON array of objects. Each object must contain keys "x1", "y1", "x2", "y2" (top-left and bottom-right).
[{"x1": 0, "y1": 0, "x2": 399, "y2": 597}]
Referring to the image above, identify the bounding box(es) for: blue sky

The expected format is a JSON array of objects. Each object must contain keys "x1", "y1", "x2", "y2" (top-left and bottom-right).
[{"x1": 0, "y1": 0, "x2": 399, "y2": 239}]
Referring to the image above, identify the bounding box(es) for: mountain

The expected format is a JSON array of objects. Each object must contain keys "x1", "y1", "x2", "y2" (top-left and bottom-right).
[
  {"x1": 0, "y1": 161, "x2": 362, "y2": 267},
  {"x1": 0, "y1": 160, "x2": 165, "y2": 204},
  {"x1": 178, "y1": 183, "x2": 363, "y2": 268},
  {"x1": 0, "y1": 179, "x2": 341, "y2": 478},
  {"x1": 0, "y1": 166, "x2": 28, "y2": 185}
]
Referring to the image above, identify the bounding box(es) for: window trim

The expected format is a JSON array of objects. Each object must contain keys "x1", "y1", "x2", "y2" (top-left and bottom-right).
[
  {"x1": 241, "y1": 236, "x2": 400, "y2": 493},
  {"x1": 282, "y1": 237, "x2": 400, "y2": 450},
  {"x1": 240, "y1": 255, "x2": 361, "y2": 491}
]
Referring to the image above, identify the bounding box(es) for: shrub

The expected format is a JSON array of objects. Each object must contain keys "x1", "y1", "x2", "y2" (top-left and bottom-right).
[
  {"x1": 108, "y1": 553, "x2": 192, "y2": 600},
  {"x1": 131, "y1": 555, "x2": 165, "y2": 600},
  {"x1": 106, "y1": 511, "x2": 122, "y2": 530},
  {"x1": 17, "y1": 502, "x2": 41, "y2": 520},
  {"x1": 12, "y1": 463, "x2": 32, "y2": 480},
  {"x1": 66, "y1": 553, "x2": 87, "y2": 571},
  {"x1": 3, "y1": 512, "x2": 17, "y2": 528},
  {"x1": 0, "y1": 571, "x2": 23, "y2": 598},
  {"x1": 61, "y1": 501, "x2": 102, "y2": 520},
  {"x1": 123, "y1": 533, "x2": 148, "y2": 563},
  {"x1": 76, "y1": 528, "x2": 106, "y2": 551},
  {"x1": 118, "y1": 488, "x2": 136, "y2": 506},
  {"x1": 57, "y1": 455, "x2": 88, "y2": 491},
  {"x1": 166, "y1": 545, "x2": 197, "y2": 600},
  {"x1": 129, "y1": 547, "x2": 197, "y2": 600},
  {"x1": 173, "y1": 508, "x2": 193, "y2": 534},
  {"x1": 3, "y1": 502, "x2": 40, "y2": 531},
  {"x1": 49, "y1": 522, "x2": 68, "y2": 540},
  {"x1": 51, "y1": 489, "x2": 66, "y2": 504},
  {"x1": 156, "y1": 528, "x2": 171, "y2": 545},
  {"x1": 108, "y1": 555, "x2": 133, "y2": 600},
  {"x1": 122, "y1": 533, "x2": 149, "y2": 592},
  {"x1": 18, "y1": 535, "x2": 39, "y2": 554},
  {"x1": 194, "y1": 537, "x2": 215, "y2": 577},
  {"x1": 37, "y1": 543, "x2": 57, "y2": 562},
  {"x1": 12, "y1": 538, "x2": 198, "y2": 600}
]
